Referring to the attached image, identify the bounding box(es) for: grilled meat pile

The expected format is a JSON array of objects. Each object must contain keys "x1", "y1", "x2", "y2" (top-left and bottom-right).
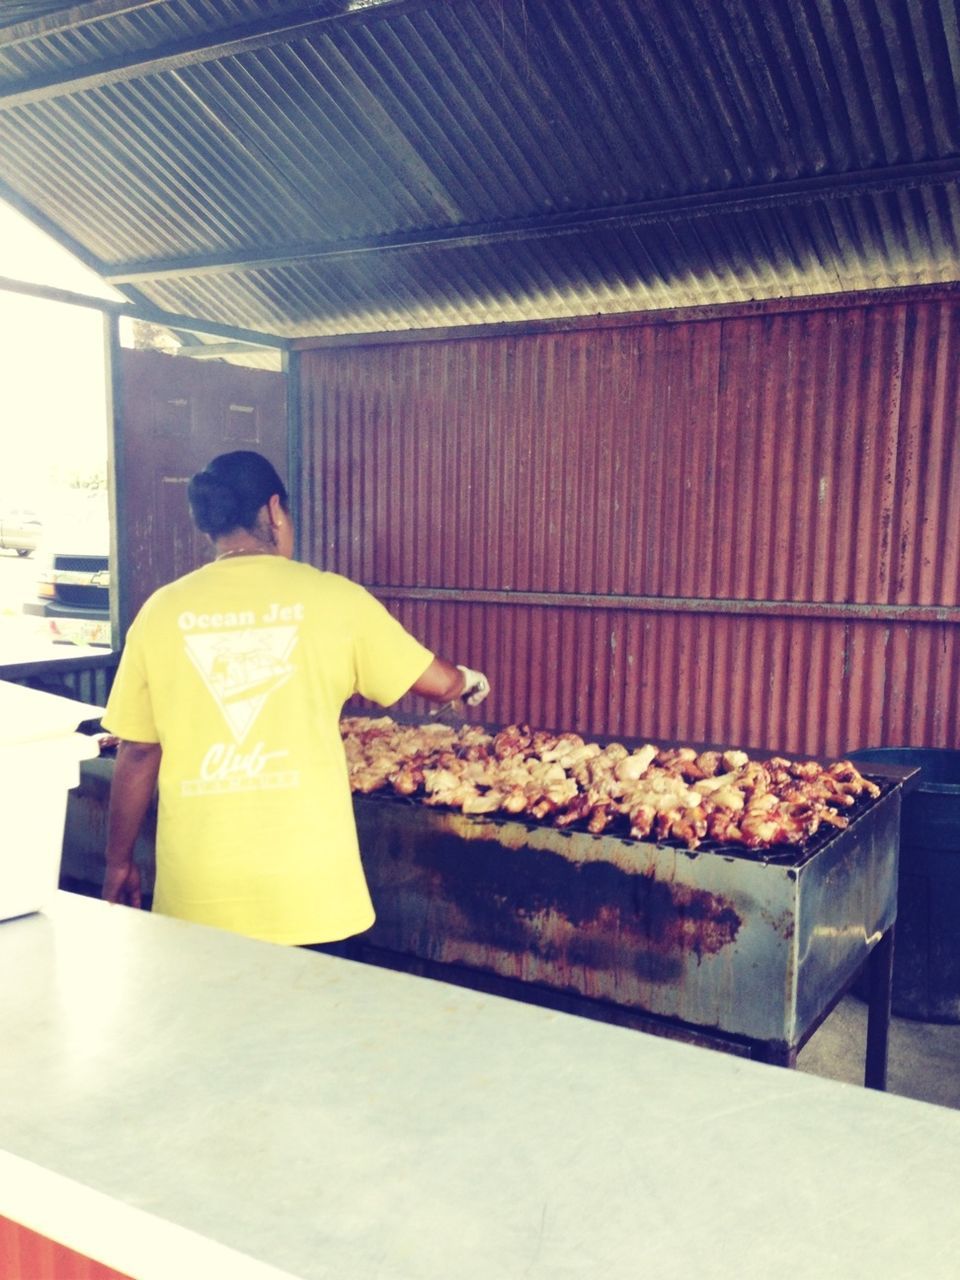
[{"x1": 341, "y1": 717, "x2": 881, "y2": 851}]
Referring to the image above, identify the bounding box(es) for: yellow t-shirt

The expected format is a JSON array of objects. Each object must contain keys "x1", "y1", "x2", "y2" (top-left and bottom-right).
[{"x1": 102, "y1": 557, "x2": 433, "y2": 944}]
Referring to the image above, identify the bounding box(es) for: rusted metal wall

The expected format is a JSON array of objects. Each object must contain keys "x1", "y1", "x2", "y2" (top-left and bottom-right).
[{"x1": 299, "y1": 292, "x2": 960, "y2": 756}]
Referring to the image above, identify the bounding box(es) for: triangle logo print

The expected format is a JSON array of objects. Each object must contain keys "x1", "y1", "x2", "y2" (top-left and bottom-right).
[{"x1": 185, "y1": 627, "x2": 299, "y2": 743}]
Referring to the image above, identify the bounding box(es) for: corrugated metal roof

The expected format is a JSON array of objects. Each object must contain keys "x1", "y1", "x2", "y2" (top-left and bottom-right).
[
  {"x1": 100, "y1": 186, "x2": 960, "y2": 336},
  {"x1": 0, "y1": 0, "x2": 958, "y2": 336}
]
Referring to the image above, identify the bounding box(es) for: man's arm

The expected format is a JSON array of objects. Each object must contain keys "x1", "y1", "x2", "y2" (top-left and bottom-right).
[
  {"x1": 410, "y1": 657, "x2": 490, "y2": 706},
  {"x1": 103, "y1": 739, "x2": 162, "y2": 908}
]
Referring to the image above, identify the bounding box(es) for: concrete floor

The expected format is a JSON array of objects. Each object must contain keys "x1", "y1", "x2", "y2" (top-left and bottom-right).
[{"x1": 798, "y1": 995, "x2": 960, "y2": 1110}]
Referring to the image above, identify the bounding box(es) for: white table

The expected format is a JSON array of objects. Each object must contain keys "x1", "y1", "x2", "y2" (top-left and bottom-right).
[{"x1": 0, "y1": 893, "x2": 957, "y2": 1280}]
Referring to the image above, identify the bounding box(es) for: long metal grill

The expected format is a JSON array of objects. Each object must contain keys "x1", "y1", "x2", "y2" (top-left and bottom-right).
[{"x1": 349, "y1": 735, "x2": 905, "y2": 1053}]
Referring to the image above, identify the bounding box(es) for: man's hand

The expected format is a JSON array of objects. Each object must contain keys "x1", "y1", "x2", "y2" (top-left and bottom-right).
[
  {"x1": 103, "y1": 860, "x2": 142, "y2": 908},
  {"x1": 411, "y1": 657, "x2": 491, "y2": 706},
  {"x1": 103, "y1": 739, "x2": 161, "y2": 910},
  {"x1": 456, "y1": 665, "x2": 491, "y2": 706}
]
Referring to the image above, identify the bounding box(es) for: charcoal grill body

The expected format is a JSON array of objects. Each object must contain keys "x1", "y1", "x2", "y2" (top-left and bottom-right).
[
  {"x1": 58, "y1": 748, "x2": 905, "y2": 1083},
  {"x1": 353, "y1": 782, "x2": 902, "y2": 1072}
]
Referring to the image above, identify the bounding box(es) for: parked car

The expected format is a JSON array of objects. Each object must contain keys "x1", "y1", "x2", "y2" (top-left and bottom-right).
[
  {"x1": 22, "y1": 495, "x2": 111, "y2": 646},
  {"x1": 0, "y1": 508, "x2": 42, "y2": 556}
]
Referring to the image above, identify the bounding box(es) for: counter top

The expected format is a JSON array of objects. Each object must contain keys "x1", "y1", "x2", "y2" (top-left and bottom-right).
[{"x1": 0, "y1": 892, "x2": 957, "y2": 1279}]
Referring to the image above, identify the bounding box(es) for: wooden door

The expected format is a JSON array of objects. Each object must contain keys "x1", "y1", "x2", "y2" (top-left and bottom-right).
[{"x1": 117, "y1": 350, "x2": 286, "y2": 627}]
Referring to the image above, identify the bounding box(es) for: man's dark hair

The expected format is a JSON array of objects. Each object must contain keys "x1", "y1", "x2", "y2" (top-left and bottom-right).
[{"x1": 187, "y1": 451, "x2": 289, "y2": 537}]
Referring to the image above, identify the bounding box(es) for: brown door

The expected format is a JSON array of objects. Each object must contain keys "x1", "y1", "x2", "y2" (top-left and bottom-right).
[{"x1": 117, "y1": 350, "x2": 286, "y2": 626}]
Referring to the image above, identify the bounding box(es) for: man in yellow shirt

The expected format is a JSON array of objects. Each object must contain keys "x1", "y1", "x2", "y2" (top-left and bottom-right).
[{"x1": 102, "y1": 450, "x2": 489, "y2": 945}]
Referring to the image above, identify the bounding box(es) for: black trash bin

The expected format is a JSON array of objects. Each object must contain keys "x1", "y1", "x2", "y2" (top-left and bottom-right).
[{"x1": 850, "y1": 748, "x2": 960, "y2": 1023}]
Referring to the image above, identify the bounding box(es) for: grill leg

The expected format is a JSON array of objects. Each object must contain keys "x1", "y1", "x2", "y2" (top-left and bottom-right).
[
  {"x1": 864, "y1": 925, "x2": 895, "y2": 1092},
  {"x1": 751, "y1": 1043, "x2": 798, "y2": 1069}
]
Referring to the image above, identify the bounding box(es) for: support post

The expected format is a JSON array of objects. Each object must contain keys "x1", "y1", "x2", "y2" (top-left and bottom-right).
[
  {"x1": 865, "y1": 926, "x2": 895, "y2": 1091},
  {"x1": 282, "y1": 347, "x2": 302, "y2": 559},
  {"x1": 103, "y1": 312, "x2": 130, "y2": 648}
]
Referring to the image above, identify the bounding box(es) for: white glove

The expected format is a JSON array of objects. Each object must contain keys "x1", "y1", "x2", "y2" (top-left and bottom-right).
[{"x1": 456, "y1": 664, "x2": 490, "y2": 707}]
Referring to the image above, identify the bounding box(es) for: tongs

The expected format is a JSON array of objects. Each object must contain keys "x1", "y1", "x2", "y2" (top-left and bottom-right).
[
  {"x1": 427, "y1": 666, "x2": 489, "y2": 727},
  {"x1": 428, "y1": 698, "x2": 464, "y2": 727}
]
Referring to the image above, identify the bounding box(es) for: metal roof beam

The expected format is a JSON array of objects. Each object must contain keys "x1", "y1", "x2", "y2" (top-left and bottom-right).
[
  {"x1": 0, "y1": 172, "x2": 190, "y2": 322},
  {"x1": 0, "y1": 2, "x2": 166, "y2": 49},
  {"x1": 0, "y1": 0, "x2": 447, "y2": 109},
  {"x1": 103, "y1": 156, "x2": 960, "y2": 284},
  {"x1": 0, "y1": 174, "x2": 123, "y2": 287},
  {"x1": 173, "y1": 341, "x2": 273, "y2": 359},
  {"x1": 0, "y1": 274, "x2": 290, "y2": 348}
]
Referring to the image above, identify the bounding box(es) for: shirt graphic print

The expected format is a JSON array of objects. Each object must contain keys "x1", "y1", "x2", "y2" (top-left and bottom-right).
[{"x1": 179, "y1": 601, "x2": 303, "y2": 798}]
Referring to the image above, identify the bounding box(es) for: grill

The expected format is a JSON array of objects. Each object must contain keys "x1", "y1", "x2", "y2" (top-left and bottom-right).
[
  {"x1": 348, "y1": 745, "x2": 909, "y2": 1081},
  {"x1": 61, "y1": 721, "x2": 908, "y2": 1084},
  {"x1": 53, "y1": 555, "x2": 107, "y2": 574}
]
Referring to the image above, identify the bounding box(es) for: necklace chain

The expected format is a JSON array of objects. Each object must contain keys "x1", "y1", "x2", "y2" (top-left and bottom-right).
[{"x1": 215, "y1": 547, "x2": 265, "y2": 561}]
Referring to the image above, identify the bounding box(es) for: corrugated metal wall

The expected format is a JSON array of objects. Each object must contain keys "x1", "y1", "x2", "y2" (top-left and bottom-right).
[{"x1": 299, "y1": 291, "x2": 960, "y2": 756}]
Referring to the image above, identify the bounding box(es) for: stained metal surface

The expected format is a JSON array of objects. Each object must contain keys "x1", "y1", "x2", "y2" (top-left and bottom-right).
[
  {"x1": 353, "y1": 780, "x2": 901, "y2": 1047},
  {"x1": 300, "y1": 291, "x2": 960, "y2": 755},
  {"x1": 0, "y1": 1, "x2": 958, "y2": 333}
]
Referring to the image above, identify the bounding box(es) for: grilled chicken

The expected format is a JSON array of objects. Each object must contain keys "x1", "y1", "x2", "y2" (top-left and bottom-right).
[{"x1": 341, "y1": 718, "x2": 880, "y2": 852}]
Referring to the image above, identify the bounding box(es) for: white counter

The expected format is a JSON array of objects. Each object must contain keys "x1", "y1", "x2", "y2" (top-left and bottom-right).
[{"x1": 0, "y1": 893, "x2": 957, "y2": 1279}]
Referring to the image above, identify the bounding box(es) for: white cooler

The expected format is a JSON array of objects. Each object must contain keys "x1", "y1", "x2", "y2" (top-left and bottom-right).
[{"x1": 0, "y1": 680, "x2": 102, "y2": 923}]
